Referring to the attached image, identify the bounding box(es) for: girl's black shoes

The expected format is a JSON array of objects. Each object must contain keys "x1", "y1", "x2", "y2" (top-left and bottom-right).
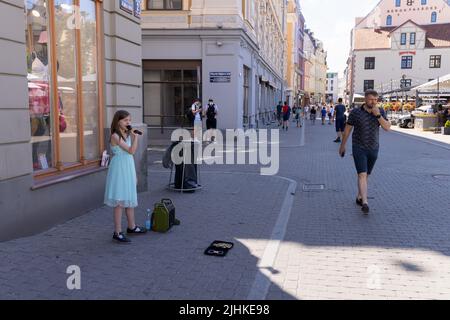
[
  {"x1": 127, "y1": 226, "x2": 147, "y2": 234},
  {"x1": 113, "y1": 232, "x2": 131, "y2": 244}
]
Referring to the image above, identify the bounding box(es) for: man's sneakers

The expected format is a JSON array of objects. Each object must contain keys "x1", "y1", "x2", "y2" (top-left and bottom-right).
[
  {"x1": 362, "y1": 204, "x2": 370, "y2": 215},
  {"x1": 113, "y1": 232, "x2": 131, "y2": 244},
  {"x1": 356, "y1": 198, "x2": 370, "y2": 215}
]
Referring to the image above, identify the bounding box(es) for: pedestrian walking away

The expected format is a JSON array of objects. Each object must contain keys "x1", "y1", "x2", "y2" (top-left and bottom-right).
[
  {"x1": 277, "y1": 101, "x2": 283, "y2": 127},
  {"x1": 339, "y1": 90, "x2": 391, "y2": 215},
  {"x1": 321, "y1": 106, "x2": 327, "y2": 125},
  {"x1": 334, "y1": 98, "x2": 346, "y2": 143},
  {"x1": 310, "y1": 106, "x2": 317, "y2": 125},
  {"x1": 304, "y1": 105, "x2": 310, "y2": 120},
  {"x1": 282, "y1": 102, "x2": 291, "y2": 131},
  {"x1": 329, "y1": 105, "x2": 335, "y2": 125},
  {"x1": 294, "y1": 105, "x2": 302, "y2": 128},
  {"x1": 105, "y1": 110, "x2": 147, "y2": 244}
]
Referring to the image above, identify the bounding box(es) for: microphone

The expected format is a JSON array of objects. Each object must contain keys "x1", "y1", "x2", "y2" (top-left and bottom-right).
[{"x1": 126, "y1": 125, "x2": 143, "y2": 136}]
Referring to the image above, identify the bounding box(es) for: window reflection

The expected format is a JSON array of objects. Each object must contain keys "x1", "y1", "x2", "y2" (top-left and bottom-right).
[{"x1": 26, "y1": 0, "x2": 53, "y2": 171}]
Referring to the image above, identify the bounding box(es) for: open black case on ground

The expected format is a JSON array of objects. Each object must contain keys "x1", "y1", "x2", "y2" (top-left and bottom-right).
[{"x1": 204, "y1": 241, "x2": 235, "y2": 257}]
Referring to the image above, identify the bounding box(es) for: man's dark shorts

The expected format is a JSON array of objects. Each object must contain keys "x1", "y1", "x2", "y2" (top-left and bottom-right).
[
  {"x1": 206, "y1": 119, "x2": 217, "y2": 130},
  {"x1": 352, "y1": 145, "x2": 379, "y2": 175},
  {"x1": 335, "y1": 118, "x2": 346, "y2": 132}
]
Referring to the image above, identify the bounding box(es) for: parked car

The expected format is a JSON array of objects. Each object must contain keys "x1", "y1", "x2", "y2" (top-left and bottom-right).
[
  {"x1": 398, "y1": 114, "x2": 414, "y2": 129},
  {"x1": 412, "y1": 105, "x2": 434, "y2": 116}
]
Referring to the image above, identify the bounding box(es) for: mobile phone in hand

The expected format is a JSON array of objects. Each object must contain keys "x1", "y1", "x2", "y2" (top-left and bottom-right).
[{"x1": 340, "y1": 151, "x2": 345, "y2": 158}]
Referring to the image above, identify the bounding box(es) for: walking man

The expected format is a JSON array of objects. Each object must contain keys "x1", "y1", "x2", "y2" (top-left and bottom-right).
[
  {"x1": 321, "y1": 106, "x2": 327, "y2": 125},
  {"x1": 329, "y1": 105, "x2": 335, "y2": 125},
  {"x1": 205, "y1": 98, "x2": 218, "y2": 143},
  {"x1": 310, "y1": 106, "x2": 317, "y2": 125},
  {"x1": 276, "y1": 101, "x2": 283, "y2": 127},
  {"x1": 339, "y1": 90, "x2": 391, "y2": 215},
  {"x1": 282, "y1": 102, "x2": 291, "y2": 131},
  {"x1": 334, "y1": 98, "x2": 346, "y2": 143}
]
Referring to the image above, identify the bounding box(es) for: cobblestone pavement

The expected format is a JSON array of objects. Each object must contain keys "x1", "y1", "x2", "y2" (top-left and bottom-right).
[{"x1": 1, "y1": 119, "x2": 450, "y2": 300}]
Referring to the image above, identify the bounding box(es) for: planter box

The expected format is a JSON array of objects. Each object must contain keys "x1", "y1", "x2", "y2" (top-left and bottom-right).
[
  {"x1": 443, "y1": 127, "x2": 450, "y2": 135},
  {"x1": 414, "y1": 115, "x2": 438, "y2": 131}
]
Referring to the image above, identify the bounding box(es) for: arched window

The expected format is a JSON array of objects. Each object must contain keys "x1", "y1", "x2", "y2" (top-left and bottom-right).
[
  {"x1": 395, "y1": 0, "x2": 401, "y2": 7},
  {"x1": 431, "y1": 12, "x2": 437, "y2": 23},
  {"x1": 386, "y1": 15, "x2": 393, "y2": 26}
]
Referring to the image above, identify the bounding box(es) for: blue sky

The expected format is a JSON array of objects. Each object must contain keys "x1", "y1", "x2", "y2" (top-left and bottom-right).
[{"x1": 300, "y1": 0, "x2": 380, "y2": 76}]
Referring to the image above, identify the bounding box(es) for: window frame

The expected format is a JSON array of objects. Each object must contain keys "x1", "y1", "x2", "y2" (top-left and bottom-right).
[
  {"x1": 364, "y1": 57, "x2": 376, "y2": 70},
  {"x1": 31, "y1": 0, "x2": 105, "y2": 180},
  {"x1": 429, "y1": 55, "x2": 441, "y2": 68},
  {"x1": 142, "y1": 60, "x2": 202, "y2": 128},
  {"x1": 364, "y1": 80, "x2": 375, "y2": 92},
  {"x1": 431, "y1": 11, "x2": 437, "y2": 23},
  {"x1": 410, "y1": 32, "x2": 416, "y2": 45},
  {"x1": 400, "y1": 78, "x2": 412, "y2": 89},
  {"x1": 145, "y1": 0, "x2": 183, "y2": 10},
  {"x1": 400, "y1": 33, "x2": 407, "y2": 45},
  {"x1": 386, "y1": 15, "x2": 393, "y2": 26},
  {"x1": 401, "y1": 56, "x2": 413, "y2": 69}
]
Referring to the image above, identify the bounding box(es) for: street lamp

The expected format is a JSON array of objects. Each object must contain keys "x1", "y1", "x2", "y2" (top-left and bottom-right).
[{"x1": 401, "y1": 74, "x2": 407, "y2": 114}]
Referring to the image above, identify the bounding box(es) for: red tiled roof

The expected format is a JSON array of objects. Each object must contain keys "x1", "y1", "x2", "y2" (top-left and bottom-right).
[{"x1": 354, "y1": 23, "x2": 450, "y2": 50}]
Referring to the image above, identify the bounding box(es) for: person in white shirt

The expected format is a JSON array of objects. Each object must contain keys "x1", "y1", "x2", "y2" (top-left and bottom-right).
[
  {"x1": 329, "y1": 106, "x2": 335, "y2": 124},
  {"x1": 191, "y1": 99, "x2": 203, "y2": 141}
]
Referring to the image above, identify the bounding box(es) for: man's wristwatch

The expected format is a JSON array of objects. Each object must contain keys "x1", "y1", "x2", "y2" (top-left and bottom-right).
[{"x1": 376, "y1": 114, "x2": 382, "y2": 119}]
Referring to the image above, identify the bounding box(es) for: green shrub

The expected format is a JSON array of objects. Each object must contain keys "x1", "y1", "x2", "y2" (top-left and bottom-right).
[{"x1": 445, "y1": 120, "x2": 450, "y2": 128}]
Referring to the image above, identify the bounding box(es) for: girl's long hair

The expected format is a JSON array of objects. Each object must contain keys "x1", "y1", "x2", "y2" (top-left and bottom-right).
[{"x1": 110, "y1": 110, "x2": 130, "y2": 142}]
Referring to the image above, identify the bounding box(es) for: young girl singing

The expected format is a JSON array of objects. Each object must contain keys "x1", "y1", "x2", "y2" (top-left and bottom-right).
[{"x1": 104, "y1": 110, "x2": 146, "y2": 243}]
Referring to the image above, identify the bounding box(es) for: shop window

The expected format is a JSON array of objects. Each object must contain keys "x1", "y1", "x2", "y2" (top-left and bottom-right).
[
  {"x1": 143, "y1": 61, "x2": 201, "y2": 128},
  {"x1": 26, "y1": 0, "x2": 103, "y2": 174}
]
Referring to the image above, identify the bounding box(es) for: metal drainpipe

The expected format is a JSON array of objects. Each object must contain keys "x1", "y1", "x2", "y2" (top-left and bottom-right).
[{"x1": 281, "y1": 0, "x2": 286, "y2": 103}]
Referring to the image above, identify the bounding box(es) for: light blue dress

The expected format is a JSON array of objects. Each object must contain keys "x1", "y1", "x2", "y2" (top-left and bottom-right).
[{"x1": 104, "y1": 136, "x2": 138, "y2": 208}]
